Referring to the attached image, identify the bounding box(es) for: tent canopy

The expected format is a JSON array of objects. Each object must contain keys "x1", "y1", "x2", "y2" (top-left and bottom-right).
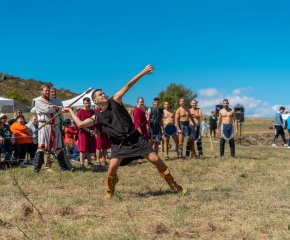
[
  {"x1": 0, "y1": 97, "x2": 15, "y2": 113},
  {"x1": 32, "y1": 88, "x2": 94, "y2": 108}
]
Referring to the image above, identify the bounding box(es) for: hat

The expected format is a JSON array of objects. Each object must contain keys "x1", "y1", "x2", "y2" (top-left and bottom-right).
[{"x1": 0, "y1": 113, "x2": 5, "y2": 118}]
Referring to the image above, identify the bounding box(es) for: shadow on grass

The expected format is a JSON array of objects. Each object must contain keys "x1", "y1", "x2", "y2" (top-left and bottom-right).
[{"x1": 134, "y1": 189, "x2": 184, "y2": 198}]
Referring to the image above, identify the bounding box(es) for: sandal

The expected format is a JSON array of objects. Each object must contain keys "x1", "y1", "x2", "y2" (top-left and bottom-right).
[
  {"x1": 87, "y1": 163, "x2": 94, "y2": 168},
  {"x1": 96, "y1": 160, "x2": 101, "y2": 166},
  {"x1": 165, "y1": 156, "x2": 169, "y2": 160}
]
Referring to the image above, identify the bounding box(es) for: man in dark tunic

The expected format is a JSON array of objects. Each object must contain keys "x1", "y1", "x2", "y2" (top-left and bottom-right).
[
  {"x1": 62, "y1": 65, "x2": 187, "y2": 199},
  {"x1": 147, "y1": 97, "x2": 163, "y2": 154}
]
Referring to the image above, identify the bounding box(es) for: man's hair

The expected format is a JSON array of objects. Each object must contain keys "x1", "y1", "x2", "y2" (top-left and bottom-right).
[
  {"x1": 223, "y1": 99, "x2": 229, "y2": 103},
  {"x1": 211, "y1": 111, "x2": 214, "y2": 113},
  {"x1": 66, "y1": 140, "x2": 75, "y2": 148},
  {"x1": 153, "y1": 97, "x2": 160, "y2": 102},
  {"x1": 16, "y1": 115, "x2": 25, "y2": 121},
  {"x1": 137, "y1": 97, "x2": 144, "y2": 102},
  {"x1": 41, "y1": 84, "x2": 51, "y2": 90},
  {"x1": 163, "y1": 100, "x2": 171, "y2": 107},
  {"x1": 83, "y1": 97, "x2": 91, "y2": 102},
  {"x1": 191, "y1": 100, "x2": 197, "y2": 103},
  {"x1": 30, "y1": 115, "x2": 37, "y2": 120},
  {"x1": 179, "y1": 98, "x2": 185, "y2": 101},
  {"x1": 204, "y1": 118, "x2": 207, "y2": 120},
  {"x1": 280, "y1": 106, "x2": 285, "y2": 111},
  {"x1": 91, "y1": 89, "x2": 102, "y2": 100}
]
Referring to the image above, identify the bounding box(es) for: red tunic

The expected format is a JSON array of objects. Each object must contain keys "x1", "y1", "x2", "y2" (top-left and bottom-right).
[
  {"x1": 64, "y1": 126, "x2": 78, "y2": 145},
  {"x1": 133, "y1": 107, "x2": 149, "y2": 142},
  {"x1": 95, "y1": 107, "x2": 112, "y2": 149},
  {"x1": 76, "y1": 109, "x2": 96, "y2": 153}
]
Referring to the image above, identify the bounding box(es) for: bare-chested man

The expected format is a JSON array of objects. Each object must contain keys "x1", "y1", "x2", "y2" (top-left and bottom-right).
[
  {"x1": 189, "y1": 100, "x2": 204, "y2": 158},
  {"x1": 162, "y1": 100, "x2": 178, "y2": 160},
  {"x1": 176, "y1": 98, "x2": 196, "y2": 159},
  {"x1": 216, "y1": 99, "x2": 239, "y2": 157}
]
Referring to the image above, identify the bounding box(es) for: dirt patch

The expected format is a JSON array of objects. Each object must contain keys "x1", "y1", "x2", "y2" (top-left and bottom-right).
[
  {"x1": 244, "y1": 133, "x2": 287, "y2": 146},
  {"x1": 56, "y1": 206, "x2": 75, "y2": 216},
  {"x1": 20, "y1": 204, "x2": 33, "y2": 217}
]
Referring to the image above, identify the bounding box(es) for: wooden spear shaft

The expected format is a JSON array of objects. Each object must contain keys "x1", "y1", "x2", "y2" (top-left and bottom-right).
[{"x1": 33, "y1": 88, "x2": 93, "y2": 134}]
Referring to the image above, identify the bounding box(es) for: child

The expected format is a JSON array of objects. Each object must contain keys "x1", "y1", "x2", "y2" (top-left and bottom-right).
[
  {"x1": 66, "y1": 140, "x2": 75, "y2": 160},
  {"x1": 201, "y1": 118, "x2": 208, "y2": 137}
]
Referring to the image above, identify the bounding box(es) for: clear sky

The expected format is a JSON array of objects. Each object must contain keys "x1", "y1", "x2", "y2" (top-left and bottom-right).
[{"x1": 1, "y1": 0, "x2": 289, "y2": 117}]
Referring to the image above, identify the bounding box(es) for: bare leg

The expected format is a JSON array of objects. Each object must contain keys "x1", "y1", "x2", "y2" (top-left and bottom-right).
[
  {"x1": 164, "y1": 136, "x2": 170, "y2": 157},
  {"x1": 96, "y1": 149, "x2": 101, "y2": 161},
  {"x1": 107, "y1": 158, "x2": 123, "y2": 176},
  {"x1": 103, "y1": 149, "x2": 108, "y2": 159},
  {"x1": 87, "y1": 152, "x2": 92, "y2": 164},
  {"x1": 142, "y1": 152, "x2": 187, "y2": 193},
  {"x1": 79, "y1": 151, "x2": 86, "y2": 165},
  {"x1": 173, "y1": 135, "x2": 179, "y2": 156},
  {"x1": 178, "y1": 133, "x2": 184, "y2": 145}
]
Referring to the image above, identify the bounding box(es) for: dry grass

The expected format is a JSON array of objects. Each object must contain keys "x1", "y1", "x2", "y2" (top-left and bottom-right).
[{"x1": 1, "y1": 116, "x2": 290, "y2": 239}]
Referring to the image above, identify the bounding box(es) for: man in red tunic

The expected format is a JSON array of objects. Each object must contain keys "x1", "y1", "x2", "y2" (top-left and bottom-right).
[
  {"x1": 76, "y1": 97, "x2": 96, "y2": 168},
  {"x1": 133, "y1": 97, "x2": 149, "y2": 142},
  {"x1": 63, "y1": 65, "x2": 187, "y2": 199},
  {"x1": 95, "y1": 107, "x2": 112, "y2": 166}
]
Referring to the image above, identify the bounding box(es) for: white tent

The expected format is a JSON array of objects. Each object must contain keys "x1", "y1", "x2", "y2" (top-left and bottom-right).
[
  {"x1": 32, "y1": 88, "x2": 94, "y2": 108},
  {"x1": 62, "y1": 88, "x2": 94, "y2": 107},
  {"x1": 0, "y1": 97, "x2": 14, "y2": 113}
]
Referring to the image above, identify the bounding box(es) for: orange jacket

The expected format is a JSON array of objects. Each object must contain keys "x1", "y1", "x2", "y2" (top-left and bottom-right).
[{"x1": 10, "y1": 122, "x2": 32, "y2": 145}]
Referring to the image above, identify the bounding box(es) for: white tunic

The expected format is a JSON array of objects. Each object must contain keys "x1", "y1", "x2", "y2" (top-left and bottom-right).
[{"x1": 32, "y1": 96, "x2": 63, "y2": 152}]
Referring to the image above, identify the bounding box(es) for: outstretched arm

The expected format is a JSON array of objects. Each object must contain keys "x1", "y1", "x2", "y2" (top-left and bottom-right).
[
  {"x1": 62, "y1": 107, "x2": 98, "y2": 128},
  {"x1": 113, "y1": 65, "x2": 155, "y2": 103}
]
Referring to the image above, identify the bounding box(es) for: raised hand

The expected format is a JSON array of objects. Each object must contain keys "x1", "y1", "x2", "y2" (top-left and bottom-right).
[{"x1": 142, "y1": 64, "x2": 155, "y2": 75}]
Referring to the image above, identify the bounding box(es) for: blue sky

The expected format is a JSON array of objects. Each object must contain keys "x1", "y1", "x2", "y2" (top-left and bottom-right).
[{"x1": 1, "y1": 0, "x2": 290, "y2": 117}]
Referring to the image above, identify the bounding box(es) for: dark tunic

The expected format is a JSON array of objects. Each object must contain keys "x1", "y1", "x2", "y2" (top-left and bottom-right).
[
  {"x1": 95, "y1": 97, "x2": 153, "y2": 166},
  {"x1": 148, "y1": 107, "x2": 163, "y2": 140}
]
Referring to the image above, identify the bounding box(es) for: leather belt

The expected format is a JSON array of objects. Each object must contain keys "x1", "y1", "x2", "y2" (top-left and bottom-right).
[{"x1": 118, "y1": 129, "x2": 136, "y2": 149}]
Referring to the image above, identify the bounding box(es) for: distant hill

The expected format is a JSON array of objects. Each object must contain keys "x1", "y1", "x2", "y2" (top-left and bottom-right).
[
  {"x1": 0, "y1": 73, "x2": 79, "y2": 103},
  {"x1": 0, "y1": 73, "x2": 136, "y2": 109}
]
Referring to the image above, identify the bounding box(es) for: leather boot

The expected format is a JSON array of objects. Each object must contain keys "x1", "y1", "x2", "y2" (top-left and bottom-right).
[
  {"x1": 229, "y1": 139, "x2": 235, "y2": 157},
  {"x1": 56, "y1": 151, "x2": 69, "y2": 171},
  {"x1": 64, "y1": 153, "x2": 75, "y2": 172},
  {"x1": 178, "y1": 144, "x2": 183, "y2": 159},
  {"x1": 188, "y1": 140, "x2": 197, "y2": 159},
  {"x1": 220, "y1": 138, "x2": 225, "y2": 157},
  {"x1": 34, "y1": 151, "x2": 44, "y2": 173},
  {"x1": 159, "y1": 164, "x2": 187, "y2": 194},
  {"x1": 105, "y1": 175, "x2": 118, "y2": 199}
]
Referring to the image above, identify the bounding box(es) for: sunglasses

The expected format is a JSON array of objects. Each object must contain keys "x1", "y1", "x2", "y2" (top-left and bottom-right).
[
  {"x1": 18, "y1": 112, "x2": 22, "y2": 114},
  {"x1": 2, "y1": 117, "x2": 7, "y2": 119},
  {"x1": 32, "y1": 119, "x2": 38, "y2": 121}
]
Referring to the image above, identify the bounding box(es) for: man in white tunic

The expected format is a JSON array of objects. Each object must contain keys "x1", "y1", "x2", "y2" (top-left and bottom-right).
[{"x1": 33, "y1": 84, "x2": 69, "y2": 173}]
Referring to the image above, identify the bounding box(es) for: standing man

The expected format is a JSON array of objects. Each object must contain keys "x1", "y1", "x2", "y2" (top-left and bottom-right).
[
  {"x1": 162, "y1": 100, "x2": 178, "y2": 160},
  {"x1": 147, "y1": 97, "x2": 163, "y2": 154},
  {"x1": 33, "y1": 84, "x2": 70, "y2": 173},
  {"x1": 209, "y1": 111, "x2": 217, "y2": 137},
  {"x1": 176, "y1": 98, "x2": 196, "y2": 159},
  {"x1": 50, "y1": 87, "x2": 74, "y2": 171},
  {"x1": 272, "y1": 106, "x2": 287, "y2": 147},
  {"x1": 62, "y1": 65, "x2": 186, "y2": 199},
  {"x1": 189, "y1": 100, "x2": 203, "y2": 158},
  {"x1": 76, "y1": 97, "x2": 97, "y2": 168},
  {"x1": 217, "y1": 99, "x2": 238, "y2": 157}
]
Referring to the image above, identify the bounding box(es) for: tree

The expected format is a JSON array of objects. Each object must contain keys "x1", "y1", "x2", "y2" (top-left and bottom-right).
[
  {"x1": 7, "y1": 88, "x2": 30, "y2": 105},
  {"x1": 157, "y1": 83, "x2": 197, "y2": 109}
]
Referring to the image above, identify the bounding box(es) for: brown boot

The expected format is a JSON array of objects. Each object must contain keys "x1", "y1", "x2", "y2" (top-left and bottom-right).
[
  {"x1": 189, "y1": 140, "x2": 197, "y2": 159},
  {"x1": 159, "y1": 165, "x2": 187, "y2": 194},
  {"x1": 104, "y1": 175, "x2": 118, "y2": 199}
]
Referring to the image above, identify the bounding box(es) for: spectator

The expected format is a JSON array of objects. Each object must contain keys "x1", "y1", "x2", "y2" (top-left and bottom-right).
[
  {"x1": 26, "y1": 115, "x2": 39, "y2": 151},
  {"x1": 66, "y1": 140, "x2": 75, "y2": 160},
  {"x1": 128, "y1": 110, "x2": 133, "y2": 119},
  {"x1": 201, "y1": 118, "x2": 208, "y2": 137},
  {"x1": 285, "y1": 114, "x2": 290, "y2": 148},
  {"x1": 95, "y1": 107, "x2": 112, "y2": 166},
  {"x1": 10, "y1": 109, "x2": 27, "y2": 125},
  {"x1": 76, "y1": 97, "x2": 96, "y2": 168},
  {"x1": 72, "y1": 144, "x2": 80, "y2": 162},
  {"x1": 272, "y1": 106, "x2": 287, "y2": 147},
  {"x1": 1, "y1": 114, "x2": 9, "y2": 127},
  {"x1": 10, "y1": 115, "x2": 37, "y2": 167},
  {"x1": 64, "y1": 119, "x2": 78, "y2": 145},
  {"x1": 0, "y1": 113, "x2": 21, "y2": 162},
  {"x1": 209, "y1": 111, "x2": 217, "y2": 137}
]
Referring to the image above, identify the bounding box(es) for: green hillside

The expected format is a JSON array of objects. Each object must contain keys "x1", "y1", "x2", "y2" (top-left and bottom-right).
[{"x1": 0, "y1": 73, "x2": 79, "y2": 102}]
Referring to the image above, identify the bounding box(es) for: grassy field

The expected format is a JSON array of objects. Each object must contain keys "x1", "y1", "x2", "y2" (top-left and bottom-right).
[{"x1": 1, "y1": 116, "x2": 290, "y2": 239}]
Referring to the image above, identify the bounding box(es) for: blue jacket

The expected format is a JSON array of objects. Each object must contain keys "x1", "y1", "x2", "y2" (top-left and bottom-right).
[
  {"x1": 286, "y1": 116, "x2": 290, "y2": 130},
  {"x1": 274, "y1": 112, "x2": 284, "y2": 127}
]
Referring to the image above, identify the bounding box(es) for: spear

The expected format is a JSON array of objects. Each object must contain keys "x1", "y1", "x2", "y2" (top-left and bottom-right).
[{"x1": 33, "y1": 87, "x2": 93, "y2": 134}]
